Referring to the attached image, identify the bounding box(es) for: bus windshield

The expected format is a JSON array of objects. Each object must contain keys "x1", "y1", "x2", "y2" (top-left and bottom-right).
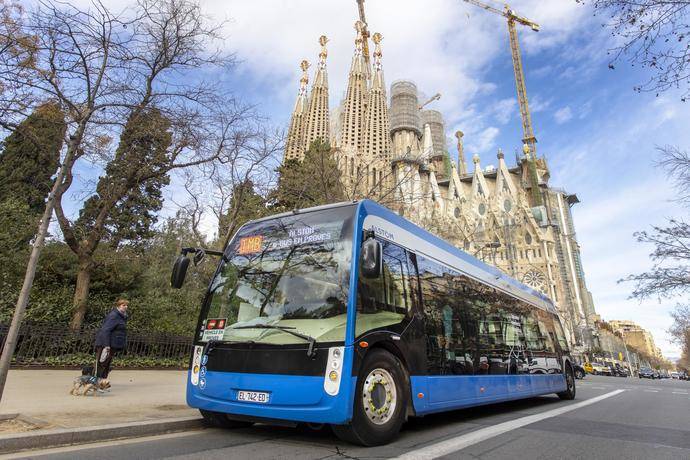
[{"x1": 197, "y1": 206, "x2": 355, "y2": 345}]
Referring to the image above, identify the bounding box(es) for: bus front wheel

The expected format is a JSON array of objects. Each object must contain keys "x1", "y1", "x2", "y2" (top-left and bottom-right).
[
  {"x1": 200, "y1": 409, "x2": 254, "y2": 429},
  {"x1": 557, "y1": 364, "x2": 576, "y2": 400},
  {"x1": 332, "y1": 349, "x2": 408, "y2": 446}
]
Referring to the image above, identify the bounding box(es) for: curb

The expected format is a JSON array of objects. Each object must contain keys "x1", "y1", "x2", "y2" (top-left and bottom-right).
[{"x1": 0, "y1": 416, "x2": 204, "y2": 454}]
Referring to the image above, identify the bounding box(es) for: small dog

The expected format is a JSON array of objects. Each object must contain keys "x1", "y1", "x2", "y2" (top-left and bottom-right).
[{"x1": 70, "y1": 366, "x2": 110, "y2": 396}]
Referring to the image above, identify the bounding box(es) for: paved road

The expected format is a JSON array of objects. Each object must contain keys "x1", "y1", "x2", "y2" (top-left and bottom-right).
[{"x1": 11, "y1": 375, "x2": 690, "y2": 459}]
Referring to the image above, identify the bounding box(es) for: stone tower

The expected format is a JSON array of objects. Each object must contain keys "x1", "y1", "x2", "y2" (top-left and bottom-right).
[
  {"x1": 284, "y1": 60, "x2": 310, "y2": 162},
  {"x1": 303, "y1": 36, "x2": 330, "y2": 151},
  {"x1": 341, "y1": 22, "x2": 369, "y2": 155},
  {"x1": 389, "y1": 80, "x2": 422, "y2": 158},
  {"x1": 361, "y1": 32, "x2": 391, "y2": 192}
]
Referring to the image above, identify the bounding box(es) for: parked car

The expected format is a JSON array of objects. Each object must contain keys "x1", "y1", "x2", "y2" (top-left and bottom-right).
[
  {"x1": 591, "y1": 362, "x2": 612, "y2": 376},
  {"x1": 670, "y1": 371, "x2": 680, "y2": 379},
  {"x1": 611, "y1": 364, "x2": 630, "y2": 377},
  {"x1": 573, "y1": 363, "x2": 586, "y2": 379},
  {"x1": 639, "y1": 367, "x2": 659, "y2": 379}
]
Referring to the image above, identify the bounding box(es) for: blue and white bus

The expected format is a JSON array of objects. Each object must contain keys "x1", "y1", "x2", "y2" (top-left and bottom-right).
[{"x1": 172, "y1": 200, "x2": 576, "y2": 446}]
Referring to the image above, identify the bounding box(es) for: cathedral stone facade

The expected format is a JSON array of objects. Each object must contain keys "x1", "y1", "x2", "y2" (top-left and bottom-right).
[{"x1": 284, "y1": 22, "x2": 598, "y2": 352}]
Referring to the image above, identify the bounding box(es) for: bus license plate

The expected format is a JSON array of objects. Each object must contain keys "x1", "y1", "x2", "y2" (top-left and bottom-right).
[{"x1": 237, "y1": 390, "x2": 269, "y2": 403}]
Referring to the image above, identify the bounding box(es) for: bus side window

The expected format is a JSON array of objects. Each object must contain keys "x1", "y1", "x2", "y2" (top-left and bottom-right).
[
  {"x1": 355, "y1": 240, "x2": 411, "y2": 337},
  {"x1": 552, "y1": 316, "x2": 569, "y2": 351}
]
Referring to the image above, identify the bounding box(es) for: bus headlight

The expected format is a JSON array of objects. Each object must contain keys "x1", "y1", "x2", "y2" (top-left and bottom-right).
[{"x1": 324, "y1": 346, "x2": 344, "y2": 396}]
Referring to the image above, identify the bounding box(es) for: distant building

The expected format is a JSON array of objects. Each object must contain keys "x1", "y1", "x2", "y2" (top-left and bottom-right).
[
  {"x1": 610, "y1": 320, "x2": 663, "y2": 359},
  {"x1": 283, "y1": 18, "x2": 599, "y2": 352}
]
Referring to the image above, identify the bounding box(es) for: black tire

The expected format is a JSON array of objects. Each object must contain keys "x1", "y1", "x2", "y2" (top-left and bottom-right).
[
  {"x1": 574, "y1": 368, "x2": 585, "y2": 380},
  {"x1": 332, "y1": 349, "x2": 408, "y2": 446},
  {"x1": 557, "y1": 364, "x2": 576, "y2": 400},
  {"x1": 200, "y1": 409, "x2": 254, "y2": 429}
]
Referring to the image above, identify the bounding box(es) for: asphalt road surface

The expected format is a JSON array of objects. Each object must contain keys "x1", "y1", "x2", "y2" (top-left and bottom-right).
[{"x1": 11, "y1": 375, "x2": 690, "y2": 460}]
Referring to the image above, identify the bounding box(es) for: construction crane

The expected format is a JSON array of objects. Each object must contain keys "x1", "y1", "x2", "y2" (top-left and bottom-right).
[
  {"x1": 419, "y1": 93, "x2": 441, "y2": 110},
  {"x1": 356, "y1": 0, "x2": 371, "y2": 68},
  {"x1": 463, "y1": 0, "x2": 542, "y2": 206}
]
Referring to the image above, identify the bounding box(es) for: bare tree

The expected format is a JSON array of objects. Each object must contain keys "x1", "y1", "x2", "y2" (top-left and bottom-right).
[
  {"x1": 0, "y1": 0, "x2": 39, "y2": 128},
  {"x1": 1, "y1": 0, "x2": 259, "y2": 332},
  {"x1": 174, "y1": 125, "x2": 282, "y2": 248},
  {"x1": 587, "y1": 0, "x2": 690, "y2": 100},
  {"x1": 215, "y1": 125, "x2": 282, "y2": 246},
  {"x1": 656, "y1": 145, "x2": 690, "y2": 204}
]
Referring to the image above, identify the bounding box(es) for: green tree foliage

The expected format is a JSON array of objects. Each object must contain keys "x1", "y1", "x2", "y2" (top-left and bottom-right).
[
  {"x1": 76, "y1": 108, "x2": 172, "y2": 249},
  {"x1": 0, "y1": 101, "x2": 65, "y2": 309},
  {"x1": 271, "y1": 139, "x2": 345, "y2": 211},
  {"x1": 0, "y1": 101, "x2": 65, "y2": 215},
  {"x1": 60, "y1": 108, "x2": 173, "y2": 330},
  {"x1": 0, "y1": 213, "x2": 213, "y2": 334}
]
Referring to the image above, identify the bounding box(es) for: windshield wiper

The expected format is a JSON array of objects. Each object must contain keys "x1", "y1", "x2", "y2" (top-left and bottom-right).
[{"x1": 231, "y1": 325, "x2": 317, "y2": 358}]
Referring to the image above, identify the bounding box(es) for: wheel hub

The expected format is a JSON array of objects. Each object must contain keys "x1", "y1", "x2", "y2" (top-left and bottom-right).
[{"x1": 362, "y1": 368, "x2": 397, "y2": 425}]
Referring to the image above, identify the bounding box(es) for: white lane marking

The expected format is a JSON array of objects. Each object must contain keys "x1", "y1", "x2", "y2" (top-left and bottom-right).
[
  {"x1": 0, "y1": 429, "x2": 204, "y2": 459},
  {"x1": 672, "y1": 391, "x2": 689, "y2": 395},
  {"x1": 394, "y1": 390, "x2": 625, "y2": 460},
  {"x1": 644, "y1": 390, "x2": 659, "y2": 393},
  {"x1": 591, "y1": 386, "x2": 608, "y2": 390}
]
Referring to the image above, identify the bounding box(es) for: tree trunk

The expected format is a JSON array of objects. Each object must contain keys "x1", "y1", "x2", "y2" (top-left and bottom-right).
[{"x1": 69, "y1": 256, "x2": 93, "y2": 331}]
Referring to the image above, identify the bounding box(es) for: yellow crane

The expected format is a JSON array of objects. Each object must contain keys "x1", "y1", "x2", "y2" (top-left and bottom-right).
[
  {"x1": 356, "y1": 0, "x2": 371, "y2": 69},
  {"x1": 463, "y1": 0, "x2": 543, "y2": 205}
]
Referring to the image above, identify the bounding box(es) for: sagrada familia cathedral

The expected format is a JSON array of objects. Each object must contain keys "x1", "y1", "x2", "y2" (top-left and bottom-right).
[{"x1": 284, "y1": 20, "x2": 599, "y2": 352}]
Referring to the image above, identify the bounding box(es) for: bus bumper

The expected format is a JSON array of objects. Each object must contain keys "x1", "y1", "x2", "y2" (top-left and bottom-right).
[{"x1": 187, "y1": 370, "x2": 354, "y2": 425}]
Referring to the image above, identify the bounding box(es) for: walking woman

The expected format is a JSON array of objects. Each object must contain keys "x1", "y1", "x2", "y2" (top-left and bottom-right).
[{"x1": 94, "y1": 298, "x2": 129, "y2": 381}]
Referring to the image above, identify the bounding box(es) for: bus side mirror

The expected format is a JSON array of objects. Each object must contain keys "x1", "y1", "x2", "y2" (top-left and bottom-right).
[
  {"x1": 361, "y1": 238, "x2": 382, "y2": 279},
  {"x1": 171, "y1": 255, "x2": 190, "y2": 289}
]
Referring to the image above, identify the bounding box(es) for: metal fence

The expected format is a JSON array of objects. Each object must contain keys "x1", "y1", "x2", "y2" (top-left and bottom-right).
[{"x1": 0, "y1": 323, "x2": 193, "y2": 367}]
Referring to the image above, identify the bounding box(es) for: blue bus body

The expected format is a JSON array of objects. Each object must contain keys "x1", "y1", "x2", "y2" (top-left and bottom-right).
[{"x1": 186, "y1": 200, "x2": 571, "y2": 430}]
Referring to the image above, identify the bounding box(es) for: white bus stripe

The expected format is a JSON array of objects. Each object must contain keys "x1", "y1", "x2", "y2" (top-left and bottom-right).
[{"x1": 394, "y1": 390, "x2": 625, "y2": 460}]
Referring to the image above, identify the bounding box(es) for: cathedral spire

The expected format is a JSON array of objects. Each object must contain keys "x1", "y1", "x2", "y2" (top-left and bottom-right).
[
  {"x1": 362, "y1": 32, "x2": 391, "y2": 168},
  {"x1": 284, "y1": 60, "x2": 310, "y2": 162},
  {"x1": 340, "y1": 22, "x2": 369, "y2": 153},
  {"x1": 455, "y1": 130, "x2": 467, "y2": 175},
  {"x1": 303, "y1": 35, "x2": 330, "y2": 151}
]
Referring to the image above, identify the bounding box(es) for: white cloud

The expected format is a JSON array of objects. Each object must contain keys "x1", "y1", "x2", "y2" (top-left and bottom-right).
[
  {"x1": 491, "y1": 98, "x2": 517, "y2": 124},
  {"x1": 467, "y1": 126, "x2": 500, "y2": 154},
  {"x1": 554, "y1": 106, "x2": 572, "y2": 124},
  {"x1": 530, "y1": 95, "x2": 552, "y2": 113}
]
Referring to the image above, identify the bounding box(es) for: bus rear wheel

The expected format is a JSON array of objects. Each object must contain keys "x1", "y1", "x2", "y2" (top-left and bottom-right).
[
  {"x1": 332, "y1": 349, "x2": 408, "y2": 446},
  {"x1": 200, "y1": 409, "x2": 254, "y2": 429},
  {"x1": 557, "y1": 364, "x2": 576, "y2": 400}
]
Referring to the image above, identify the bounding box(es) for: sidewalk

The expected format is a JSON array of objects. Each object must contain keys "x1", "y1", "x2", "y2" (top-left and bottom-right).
[{"x1": 0, "y1": 369, "x2": 197, "y2": 430}]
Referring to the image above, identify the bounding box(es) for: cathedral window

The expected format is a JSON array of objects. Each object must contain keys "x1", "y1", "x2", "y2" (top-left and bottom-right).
[
  {"x1": 454, "y1": 206, "x2": 461, "y2": 218},
  {"x1": 503, "y1": 199, "x2": 512, "y2": 212},
  {"x1": 525, "y1": 232, "x2": 532, "y2": 245},
  {"x1": 478, "y1": 203, "x2": 486, "y2": 215}
]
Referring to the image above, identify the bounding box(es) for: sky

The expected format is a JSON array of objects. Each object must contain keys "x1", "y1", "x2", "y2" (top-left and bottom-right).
[{"x1": 62, "y1": 0, "x2": 688, "y2": 358}]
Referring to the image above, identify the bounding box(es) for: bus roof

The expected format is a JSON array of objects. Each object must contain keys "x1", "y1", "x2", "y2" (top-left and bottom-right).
[{"x1": 240, "y1": 199, "x2": 556, "y2": 314}]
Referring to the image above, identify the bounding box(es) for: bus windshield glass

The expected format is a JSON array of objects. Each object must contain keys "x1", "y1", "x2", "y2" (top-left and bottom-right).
[{"x1": 197, "y1": 206, "x2": 355, "y2": 345}]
